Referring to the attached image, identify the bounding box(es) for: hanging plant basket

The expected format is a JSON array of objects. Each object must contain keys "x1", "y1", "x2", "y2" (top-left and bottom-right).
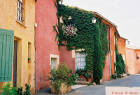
[{"x1": 62, "y1": 24, "x2": 77, "y2": 37}]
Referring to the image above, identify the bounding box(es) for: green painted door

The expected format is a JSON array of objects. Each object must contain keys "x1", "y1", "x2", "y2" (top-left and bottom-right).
[{"x1": 0, "y1": 29, "x2": 14, "y2": 82}]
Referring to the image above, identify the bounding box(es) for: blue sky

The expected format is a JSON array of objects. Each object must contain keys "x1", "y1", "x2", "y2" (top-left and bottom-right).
[{"x1": 63, "y1": 0, "x2": 140, "y2": 47}]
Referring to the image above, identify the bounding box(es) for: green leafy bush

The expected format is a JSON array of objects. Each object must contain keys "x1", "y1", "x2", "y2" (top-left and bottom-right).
[
  {"x1": 50, "y1": 64, "x2": 77, "y2": 92},
  {"x1": 23, "y1": 84, "x2": 31, "y2": 95},
  {"x1": 17, "y1": 87, "x2": 23, "y2": 95},
  {"x1": 0, "y1": 83, "x2": 31, "y2": 95},
  {"x1": 114, "y1": 33, "x2": 125, "y2": 78},
  {"x1": 76, "y1": 69, "x2": 92, "y2": 81},
  {"x1": 75, "y1": 69, "x2": 86, "y2": 76},
  {"x1": 115, "y1": 54, "x2": 125, "y2": 77},
  {"x1": 0, "y1": 83, "x2": 17, "y2": 95},
  {"x1": 112, "y1": 73, "x2": 117, "y2": 79},
  {"x1": 67, "y1": 73, "x2": 79, "y2": 85},
  {"x1": 84, "y1": 72, "x2": 91, "y2": 80}
]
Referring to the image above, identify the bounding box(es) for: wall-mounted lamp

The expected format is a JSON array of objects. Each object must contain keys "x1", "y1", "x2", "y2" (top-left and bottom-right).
[
  {"x1": 60, "y1": 0, "x2": 63, "y2": 4},
  {"x1": 60, "y1": 16, "x2": 63, "y2": 23},
  {"x1": 92, "y1": 17, "x2": 96, "y2": 24},
  {"x1": 34, "y1": 23, "x2": 37, "y2": 28},
  {"x1": 68, "y1": 16, "x2": 72, "y2": 20}
]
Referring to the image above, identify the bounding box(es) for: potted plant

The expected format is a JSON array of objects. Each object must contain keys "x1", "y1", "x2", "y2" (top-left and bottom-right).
[
  {"x1": 76, "y1": 69, "x2": 86, "y2": 79},
  {"x1": 50, "y1": 64, "x2": 76, "y2": 94},
  {"x1": 84, "y1": 72, "x2": 92, "y2": 82},
  {"x1": 87, "y1": 76, "x2": 92, "y2": 83},
  {"x1": 0, "y1": 83, "x2": 31, "y2": 95},
  {"x1": 28, "y1": 58, "x2": 31, "y2": 63}
]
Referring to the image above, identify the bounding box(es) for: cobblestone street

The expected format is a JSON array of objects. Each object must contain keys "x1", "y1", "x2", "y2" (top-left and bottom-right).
[{"x1": 35, "y1": 75, "x2": 140, "y2": 95}]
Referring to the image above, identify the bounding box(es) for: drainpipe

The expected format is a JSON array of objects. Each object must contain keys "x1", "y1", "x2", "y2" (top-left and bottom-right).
[
  {"x1": 108, "y1": 27, "x2": 112, "y2": 80},
  {"x1": 34, "y1": 25, "x2": 37, "y2": 92},
  {"x1": 34, "y1": 0, "x2": 38, "y2": 92},
  {"x1": 34, "y1": 20, "x2": 37, "y2": 92}
]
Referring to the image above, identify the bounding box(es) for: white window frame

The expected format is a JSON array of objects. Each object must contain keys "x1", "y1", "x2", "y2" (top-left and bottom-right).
[
  {"x1": 122, "y1": 55, "x2": 125, "y2": 62},
  {"x1": 17, "y1": 0, "x2": 23, "y2": 22},
  {"x1": 50, "y1": 54, "x2": 59, "y2": 70},
  {"x1": 75, "y1": 50, "x2": 86, "y2": 71}
]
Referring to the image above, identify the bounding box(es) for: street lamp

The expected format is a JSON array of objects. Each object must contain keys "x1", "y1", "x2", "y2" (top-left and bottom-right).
[
  {"x1": 92, "y1": 17, "x2": 96, "y2": 24},
  {"x1": 60, "y1": 0, "x2": 63, "y2": 4}
]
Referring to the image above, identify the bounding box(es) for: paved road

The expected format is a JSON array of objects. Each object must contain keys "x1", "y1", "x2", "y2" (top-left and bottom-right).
[{"x1": 35, "y1": 74, "x2": 140, "y2": 95}]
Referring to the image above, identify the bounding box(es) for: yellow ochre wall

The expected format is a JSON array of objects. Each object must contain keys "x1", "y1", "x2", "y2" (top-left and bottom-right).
[{"x1": 0, "y1": 0, "x2": 35, "y2": 92}]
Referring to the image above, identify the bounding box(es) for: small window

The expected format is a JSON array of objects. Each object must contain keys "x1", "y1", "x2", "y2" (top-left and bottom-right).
[
  {"x1": 122, "y1": 55, "x2": 125, "y2": 61},
  {"x1": 136, "y1": 54, "x2": 139, "y2": 60},
  {"x1": 51, "y1": 58, "x2": 57, "y2": 70},
  {"x1": 75, "y1": 51, "x2": 86, "y2": 70},
  {"x1": 17, "y1": 0, "x2": 24, "y2": 23},
  {"x1": 114, "y1": 52, "x2": 116, "y2": 63}
]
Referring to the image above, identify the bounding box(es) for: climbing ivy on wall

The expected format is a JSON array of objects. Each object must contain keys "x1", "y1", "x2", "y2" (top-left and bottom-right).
[
  {"x1": 54, "y1": 3, "x2": 109, "y2": 84},
  {"x1": 114, "y1": 33, "x2": 125, "y2": 78}
]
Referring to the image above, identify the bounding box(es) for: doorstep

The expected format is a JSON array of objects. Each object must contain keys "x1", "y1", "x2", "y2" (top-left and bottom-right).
[{"x1": 72, "y1": 85, "x2": 87, "y2": 90}]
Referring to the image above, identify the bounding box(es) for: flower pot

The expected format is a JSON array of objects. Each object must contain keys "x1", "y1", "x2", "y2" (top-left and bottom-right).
[
  {"x1": 51, "y1": 83, "x2": 72, "y2": 94},
  {"x1": 80, "y1": 75, "x2": 84, "y2": 79},
  {"x1": 88, "y1": 78, "x2": 92, "y2": 82},
  {"x1": 28, "y1": 60, "x2": 31, "y2": 63}
]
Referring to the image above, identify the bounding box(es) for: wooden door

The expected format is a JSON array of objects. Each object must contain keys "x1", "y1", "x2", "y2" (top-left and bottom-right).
[{"x1": 13, "y1": 40, "x2": 18, "y2": 87}]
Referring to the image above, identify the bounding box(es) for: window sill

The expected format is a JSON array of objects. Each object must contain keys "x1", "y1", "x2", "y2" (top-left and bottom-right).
[{"x1": 16, "y1": 20, "x2": 26, "y2": 28}]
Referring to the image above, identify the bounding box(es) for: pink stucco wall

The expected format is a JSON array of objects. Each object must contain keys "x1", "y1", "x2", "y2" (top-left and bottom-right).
[
  {"x1": 35, "y1": 0, "x2": 59, "y2": 91},
  {"x1": 59, "y1": 46, "x2": 75, "y2": 73}
]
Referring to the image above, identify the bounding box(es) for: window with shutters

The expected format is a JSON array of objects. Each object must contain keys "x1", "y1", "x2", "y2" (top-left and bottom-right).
[
  {"x1": 17, "y1": 0, "x2": 25, "y2": 23},
  {"x1": 75, "y1": 51, "x2": 86, "y2": 70},
  {"x1": 0, "y1": 29, "x2": 14, "y2": 82}
]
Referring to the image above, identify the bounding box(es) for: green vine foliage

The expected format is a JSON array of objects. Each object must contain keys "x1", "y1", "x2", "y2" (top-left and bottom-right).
[
  {"x1": 114, "y1": 33, "x2": 125, "y2": 78},
  {"x1": 55, "y1": 4, "x2": 109, "y2": 84},
  {"x1": 0, "y1": 83, "x2": 31, "y2": 95}
]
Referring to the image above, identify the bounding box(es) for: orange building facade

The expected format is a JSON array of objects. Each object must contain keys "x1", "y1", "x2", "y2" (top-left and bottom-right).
[
  {"x1": 94, "y1": 12, "x2": 117, "y2": 81},
  {"x1": 126, "y1": 47, "x2": 140, "y2": 74},
  {"x1": 116, "y1": 36, "x2": 127, "y2": 72}
]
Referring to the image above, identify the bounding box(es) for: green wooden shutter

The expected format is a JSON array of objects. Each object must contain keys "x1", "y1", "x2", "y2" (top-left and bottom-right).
[{"x1": 0, "y1": 29, "x2": 14, "y2": 82}]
